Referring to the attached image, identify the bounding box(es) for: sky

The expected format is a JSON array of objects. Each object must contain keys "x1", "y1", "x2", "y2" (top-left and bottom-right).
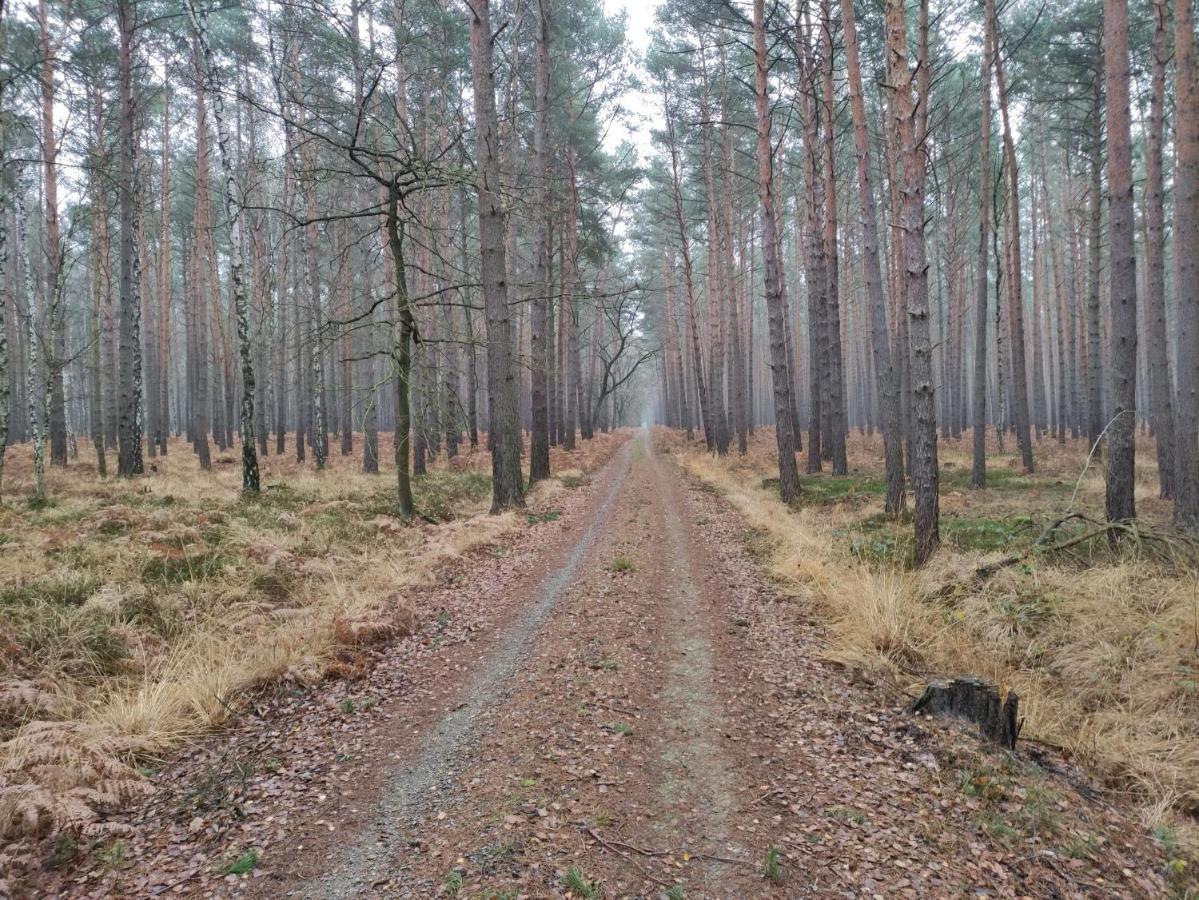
[{"x1": 600, "y1": 0, "x2": 662, "y2": 161}]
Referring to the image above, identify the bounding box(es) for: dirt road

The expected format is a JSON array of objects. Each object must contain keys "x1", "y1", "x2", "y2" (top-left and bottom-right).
[{"x1": 61, "y1": 431, "x2": 1172, "y2": 898}]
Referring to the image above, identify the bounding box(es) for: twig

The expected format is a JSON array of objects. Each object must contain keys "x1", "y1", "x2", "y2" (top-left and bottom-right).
[{"x1": 582, "y1": 827, "x2": 673, "y2": 887}]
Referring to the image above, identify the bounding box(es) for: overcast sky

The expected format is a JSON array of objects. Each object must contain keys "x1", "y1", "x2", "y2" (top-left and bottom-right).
[{"x1": 599, "y1": 0, "x2": 662, "y2": 160}]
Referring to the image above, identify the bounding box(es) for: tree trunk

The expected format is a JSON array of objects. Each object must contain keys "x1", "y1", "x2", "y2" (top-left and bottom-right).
[
  {"x1": 1174, "y1": 0, "x2": 1199, "y2": 526},
  {"x1": 840, "y1": 0, "x2": 904, "y2": 513},
  {"x1": 972, "y1": 16, "x2": 994, "y2": 488},
  {"x1": 886, "y1": 0, "x2": 939, "y2": 565},
  {"x1": 753, "y1": 0, "x2": 801, "y2": 503},
  {"x1": 991, "y1": 0, "x2": 1034, "y2": 474},
  {"x1": 468, "y1": 0, "x2": 525, "y2": 511},
  {"x1": 563, "y1": 130, "x2": 581, "y2": 451},
  {"x1": 664, "y1": 93, "x2": 714, "y2": 452},
  {"x1": 528, "y1": 0, "x2": 551, "y2": 483},
  {"x1": 0, "y1": 70, "x2": 8, "y2": 498},
  {"x1": 188, "y1": 0, "x2": 260, "y2": 491},
  {"x1": 820, "y1": 0, "x2": 847, "y2": 475},
  {"x1": 1085, "y1": 70, "x2": 1104, "y2": 451},
  {"x1": 1145, "y1": 0, "x2": 1174, "y2": 498},
  {"x1": 1103, "y1": 0, "x2": 1137, "y2": 523},
  {"x1": 39, "y1": 0, "x2": 66, "y2": 468},
  {"x1": 116, "y1": 0, "x2": 144, "y2": 478}
]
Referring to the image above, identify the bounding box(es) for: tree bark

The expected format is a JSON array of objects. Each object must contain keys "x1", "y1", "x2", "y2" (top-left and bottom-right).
[
  {"x1": 991, "y1": 0, "x2": 1034, "y2": 473},
  {"x1": 39, "y1": 0, "x2": 66, "y2": 468},
  {"x1": 972, "y1": 18, "x2": 994, "y2": 488},
  {"x1": 841, "y1": 0, "x2": 904, "y2": 513},
  {"x1": 1174, "y1": 0, "x2": 1199, "y2": 526},
  {"x1": 188, "y1": 0, "x2": 260, "y2": 491},
  {"x1": 753, "y1": 0, "x2": 801, "y2": 503},
  {"x1": 116, "y1": 0, "x2": 144, "y2": 478},
  {"x1": 1103, "y1": 0, "x2": 1131, "y2": 524},
  {"x1": 820, "y1": 0, "x2": 847, "y2": 475},
  {"x1": 468, "y1": 0, "x2": 525, "y2": 511},
  {"x1": 1103, "y1": 0, "x2": 1137, "y2": 523},
  {"x1": 886, "y1": 0, "x2": 939, "y2": 565},
  {"x1": 1145, "y1": 0, "x2": 1174, "y2": 498},
  {"x1": 528, "y1": 0, "x2": 551, "y2": 483}
]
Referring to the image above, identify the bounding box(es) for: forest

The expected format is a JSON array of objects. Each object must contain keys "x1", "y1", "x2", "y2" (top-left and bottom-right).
[{"x1": 1, "y1": 0, "x2": 1198, "y2": 895}]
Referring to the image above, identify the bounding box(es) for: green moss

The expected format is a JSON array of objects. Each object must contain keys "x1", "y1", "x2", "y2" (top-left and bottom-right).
[
  {"x1": 797, "y1": 474, "x2": 887, "y2": 505},
  {"x1": 943, "y1": 515, "x2": 1035, "y2": 553}
]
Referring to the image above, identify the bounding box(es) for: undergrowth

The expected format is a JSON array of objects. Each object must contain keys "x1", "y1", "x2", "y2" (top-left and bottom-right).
[
  {"x1": 665, "y1": 426, "x2": 1199, "y2": 859},
  {"x1": 0, "y1": 430, "x2": 629, "y2": 859}
]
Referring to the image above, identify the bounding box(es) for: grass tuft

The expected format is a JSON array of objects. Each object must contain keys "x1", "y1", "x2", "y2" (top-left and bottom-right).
[{"x1": 561, "y1": 865, "x2": 601, "y2": 898}]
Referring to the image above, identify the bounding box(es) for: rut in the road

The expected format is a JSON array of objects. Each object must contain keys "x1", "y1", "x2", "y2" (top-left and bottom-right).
[{"x1": 646, "y1": 443, "x2": 744, "y2": 874}]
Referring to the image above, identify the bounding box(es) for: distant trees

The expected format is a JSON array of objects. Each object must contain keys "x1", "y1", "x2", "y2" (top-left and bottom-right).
[
  {"x1": 632, "y1": 0, "x2": 1199, "y2": 558},
  {"x1": 0, "y1": 0, "x2": 643, "y2": 513}
]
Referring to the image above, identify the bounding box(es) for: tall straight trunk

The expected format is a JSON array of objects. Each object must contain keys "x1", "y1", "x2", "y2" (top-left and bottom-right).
[
  {"x1": 158, "y1": 85, "x2": 171, "y2": 455},
  {"x1": 972, "y1": 17, "x2": 994, "y2": 488},
  {"x1": 39, "y1": 0, "x2": 66, "y2": 467},
  {"x1": 86, "y1": 87, "x2": 109, "y2": 477},
  {"x1": 1174, "y1": 0, "x2": 1199, "y2": 526},
  {"x1": 665, "y1": 251, "x2": 693, "y2": 441},
  {"x1": 116, "y1": 0, "x2": 144, "y2": 477},
  {"x1": 664, "y1": 97, "x2": 714, "y2": 451},
  {"x1": 1146, "y1": 0, "x2": 1174, "y2": 498},
  {"x1": 699, "y1": 47, "x2": 729, "y2": 455},
  {"x1": 459, "y1": 175, "x2": 480, "y2": 451},
  {"x1": 886, "y1": 0, "x2": 939, "y2": 564},
  {"x1": 468, "y1": 0, "x2": 524, "y2": 510},
  {"x1": 188, "y1": 0, "x2": 259, "y2": 491},
  {"x1": 841, "y1": 0, "x2": 904, "y2": 512},
  {"x1": 299, "y1": 163, "x2": 326, "y2": 470},
  {"x1": 1086, "y1": 70, "x2": 1105, "y2": 450},
  {"x1": 1104, "y1": 0, "x2": 1137, "y2": 522},
  {"x1": 991, "y1": 0, "x2": 1034, "y2": 473},
  {"x1": 89, "y1": 133, "x2": 108, "y2": 477},
  {"x1": 336, "y1": 231, "x2": 352, "y2": 457},
  {"x1": 188, "y1": 238, "x2": 211, "y2": 469},
  {"x1": 753, "y1": 0, "x2": 801, "y2": 502},
  {"x1": 0, "y1": 69, "x2": 8, "y2": 498},
  {"x1": 275, "y1": 152, "x2": 291, "y2": 457},
  {"x1": 1030, "y1": 192, "x2": 1048, "y2": 439},
  {"x1": 820, "y1": 0, "x2": 847, "y2": 474},
  {"x1": 528, "y1": 0, "x2": 551, "y2": 483},
  {"x1": 383, "y1": 187, "x2": 415, "y2": 514},
  {"x1": 563, "y1": 130, "x2": 580, "y2": 450},
  {"x1": 720, "y1": 104, "x2": 748, "y2": 455},
  {"x1": 797, "y1": 30, "x2": 826, "y2": 473},
  {"x1": 1063, "y1": 154, "x2": 1084, "y2": 440},
  {"x1": 17, "y1": 191, "x2": 47, "y2": 499},
  {"x1": 1039, "y1": 137, "x2": 1070, "y2": 446}
]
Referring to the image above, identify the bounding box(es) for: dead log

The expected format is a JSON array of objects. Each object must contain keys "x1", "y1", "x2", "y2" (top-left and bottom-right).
[{"x1": 911, "y1": 678, "x2": 1020, "y2": 749}]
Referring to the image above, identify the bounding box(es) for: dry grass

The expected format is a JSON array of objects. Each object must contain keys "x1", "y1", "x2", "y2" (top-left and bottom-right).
[
  {"x1": 661, "y1": 426, "x2": 1199, "y2": 854},
  {"x1": 0, "y1": 429, "x2": 629, "y2": 843}
]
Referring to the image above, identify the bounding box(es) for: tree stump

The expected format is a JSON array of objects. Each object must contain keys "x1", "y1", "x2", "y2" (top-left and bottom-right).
[{"x1": 910, "y1": 678, "x2": 1020, "y2": 749}]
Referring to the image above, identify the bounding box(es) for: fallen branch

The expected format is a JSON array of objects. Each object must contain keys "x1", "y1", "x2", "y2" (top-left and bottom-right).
[
  {"x1": 972, "y1": 514, "x2": 1197, "y2": 583},
  {"x1": 582, "y1": 827, "x2": 672, "y2": 887}
]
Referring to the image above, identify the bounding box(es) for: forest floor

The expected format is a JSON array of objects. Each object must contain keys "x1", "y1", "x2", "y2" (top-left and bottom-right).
[{"x1": 5, "y1": 428, "x2": 1192, "y2": 898}]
